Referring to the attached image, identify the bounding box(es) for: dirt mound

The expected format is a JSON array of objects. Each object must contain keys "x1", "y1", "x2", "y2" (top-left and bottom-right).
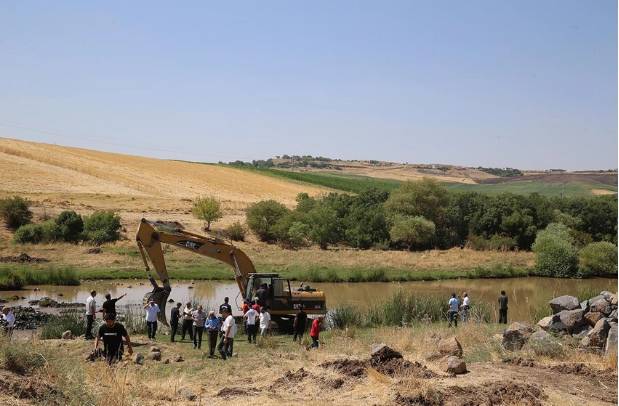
[
  {"x1": 374, "y1": 358, "x2": 438, "y2": 378},
  {"x1": 0, "y1": 253, "x2": 48, "y2": 263},
  {"x1": 270, "y1": 368, "x2": 311, "y2": 390},
  {"x1": 320, "y1": 359, "x2": 367, "y2": 378},
  {"x1": 548, "y1": 363, "x2": 617, "y2": 387},
  {"x1": 396, "y1": 381, "x2": 545, "y2": 406},
  {"x1": 0, "y1": 370, "x2": 61, "y2": 402},
  {"x1": 501, "y1": 356, "x2": 536, "y2": 367},
  {"x1": 216, "y1": 387, "x2": 260, "y2": 398}
]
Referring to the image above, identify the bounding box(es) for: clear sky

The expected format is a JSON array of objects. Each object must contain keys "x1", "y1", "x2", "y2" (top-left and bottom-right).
[{"x1": 0, "y1": 1, "x2": 616, "y2": 170}]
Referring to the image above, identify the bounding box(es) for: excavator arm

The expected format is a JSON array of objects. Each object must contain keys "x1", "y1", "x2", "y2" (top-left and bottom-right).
[{"x1": 135, "y1": 218, "x2": 256, "y2": 325}]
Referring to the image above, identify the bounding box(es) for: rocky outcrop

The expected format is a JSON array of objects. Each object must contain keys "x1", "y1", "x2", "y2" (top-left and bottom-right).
[{"x1": 557, "y1": 309, "x2": 586, "y2": 334}]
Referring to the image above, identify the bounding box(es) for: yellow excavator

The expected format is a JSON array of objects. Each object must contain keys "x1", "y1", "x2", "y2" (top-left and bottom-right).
[{"x1": 135, "y1": 219, "x2": 326, "y2": 327}]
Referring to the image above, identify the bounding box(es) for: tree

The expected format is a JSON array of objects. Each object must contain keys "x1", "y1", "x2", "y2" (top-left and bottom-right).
[
  {"x1": 389, "y1": 215, "x2": 436, "y2": 250},
  {"x1": 307, "y1": 205, "x2": 341, "y2": 249},
  {"x1": 55, "y1": 210, "x2": 84, "y2": 242},
  {"x1": 532, "y1": 223, "x2": 578, "y2": 277},
  {"x1": 192, "y1": 196, "x2": 223, "y2": 231},
  {"x1": 246, "y1": 200, "x2": 290, "y2": 242},
  {"x1": 578, "y1": 242, "x2": 618, "y2": 277},
  {"x1": 0, "y1": 196, "x2": 32, "y2": 229}
]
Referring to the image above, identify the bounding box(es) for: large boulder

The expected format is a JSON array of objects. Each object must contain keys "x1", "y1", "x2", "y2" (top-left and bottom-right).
[
  {"x1": 557, "y1": 309, "x2": 586, "y2": 333},
  {"x1": 584, "y1": 311, "x2": 603, "y2": 327},
  {"x1": 549, "y1": 296, "x2": 580, "y2": 314},
  {"x1": 605, "y1": 322, "x2": 617, "y2": 355},
  {"x1": 589, "y1": 297, "x2": 611, "y2": 316},
  {"x1": 537, "y1": 315, "x2": 567, "y2": 333},
  {"x1": 528, "y1": 330, "x2": 563, "y2": 357},
  {"x1": 438, "y1": 336, "x2": 463, "y2": 357},
  {"x1": 446, "y1": 356, "x2": 467, "y2": 374},
  {"x1": 502, "y1": 322, "x2": 534, "y2": 350},
  {"x1": 586, "y1": 319, "x2": 610, "y2": 348}
]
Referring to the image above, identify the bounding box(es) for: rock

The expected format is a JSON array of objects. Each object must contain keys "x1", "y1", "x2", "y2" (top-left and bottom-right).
[
  {"x1": 612, "y1": 295, "x2": 618, "y2": 306},
  {"x1": 608, "y1": 310, "x2": 618, "y2": 322},
  {"x1": 178, "y1": 387, "x2": 196, "y2": 401},
  {"x1": 86, "y1": 247, "x2": 102, "y2": 254},
  {"x1": 549, "y1": 296, "x2": 580, "y2": 314},
  {"x1": 586, "y1": 319, "x2": 610, "y2": 348},
  {"x1": 537, "y1": 316, "x2": 555, "y2": 330},
  {"x1": 557, "y1": 309, "x2": 586, "y2": 333},
  {"x1": 174, "y1": 355, "x2": 184, "y2": 362},
  {"x1": 502, "y1": 322, "x2": 534, "y2": 351},
  {"x1": 580, "y1": 300, "x2": 589, "y2": 312},
  {"x1": 573, "y1": 327, "x2": 591, "y2": 339},
  {"x1": 148, "y1": 351, "x2": 161, "y2": 361},
  {"x1": 438, "y1": 336, "x2": 463, "y2": 357},
  {"x1": 134, "y1": 353, "x2": 144, "y2": 365},
  {"x1": 61, "y1": 330, "x2": 73, "y2": 340},
  {"x1": 187, "y1": 286, "x2": 194, "y2": 289},
  {"x1": 168, "y1": 299, "x2": 175, "y2": 303},
  {"x1": 605, "y1": 322, "x2": 617, "y2": 355},
  {"x1": 370, "y1": 344, "x2": 402, "y2": 364},
  {"x1": 600, "y1": 291, "x2": 615, "y2": 302},
  {"x1": 590, "y1": 297, "x2": 611, "y2": 315},
  {"x1": 584, "y1": 311, "x2": 603, "y2": 327},
  {"x1": 528, "y1": 330, "x2": 563, "y2": 356},
  {"x1": 446, "y1": 356, "x2": 467, "y2": 374},
  {"x1": 150, "y1": 346, "x2": 161, "y2": 352},
  {"x1": 164, "y1": 359, "x2": 170, "y2": 364}
]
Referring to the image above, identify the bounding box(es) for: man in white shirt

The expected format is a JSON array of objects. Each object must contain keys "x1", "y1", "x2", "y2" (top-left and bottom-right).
[
  {"x1": 85, "y1": 290, "x2": 97, "y2": 339},
  {"x1": 243, "y1": 306, "x2": 258, "y2": 344},
  {"x1": 259, "y1": 307, "x2": 271, "y2": 337},
  {"x1": 461, "y1": 293, "x2": 470, "y2": 323},
  {"x1": 447, "y1": 293, "x2": 460, "y2": 328},
  {"x1": 144, "y1": 301, "x2": 160, "y2": 340},
  {"x1": 218, "y1": 308, "x2": 236, "y2": 360}
]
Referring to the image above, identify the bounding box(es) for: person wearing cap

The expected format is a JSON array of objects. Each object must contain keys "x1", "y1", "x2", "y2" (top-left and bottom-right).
[
  {"x1": 95, "y1": 313, "x2": 133, "y2": 365},
  {"x1": 144, "y1": 300, "x2": 160, "y2": 340}
]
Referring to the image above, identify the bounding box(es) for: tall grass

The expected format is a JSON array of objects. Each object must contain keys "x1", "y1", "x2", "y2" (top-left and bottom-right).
[
  {"x1": 120, "y1": 304, "x2": 148, "y2": 335},
  {"x1": 0, "y1": 266, "x2": 80, "y2": 290},
  {"x1": 40, "y1": 311, "x2": 83, "y2": 339},
  {"x1": 327, "y1": 290, "x2": 493, "y2": 328}
]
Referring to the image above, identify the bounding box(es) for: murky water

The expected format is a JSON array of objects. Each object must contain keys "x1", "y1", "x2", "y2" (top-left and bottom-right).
[{"x1": 1, "y1": 277, "x2": 616, "y2": 322}]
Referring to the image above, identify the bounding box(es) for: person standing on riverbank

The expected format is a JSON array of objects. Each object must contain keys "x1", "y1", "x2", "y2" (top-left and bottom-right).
[
  {"x1": 101, "y1": 293, "x2": 126, "y2": 320},
  {"x1": 3, "y1": 307, "x2": 15, "y2": 339},
  {"x1": 498, "y1": 291, "x2": 509, "y2": 324},
  {"x1": 95, "y1": 313, "x2": 133, "y2": 365},
  {"x1": 85, "y1": 290, "x2": 97, "y2": 339},
  {"x1": 192, "y1": 305, "x2": 207, "y2": 349},
  {"x1": 144, "y1": 300, "x2": 160, "y2": 340},
  {"x1": 448, "y1": 293, "x2": 459, "y2": 327},
  {"x1": 218, "y1": 308, "x2": 236, "y2": 360},
  {"x1": 309, "y1": 316, "x2": 324, "y2": 349},
  {"x1": 293, "y1": 306, "x2": 307, "y2": 343},
  {"x1": 244, "y1": 305, "x2": 258, "y2": 344},
  {"x1": 259, "y1": 306, "x2": 271, "y2": 337},
  {"x1": 181, "y1": 302, "x2": 194, "y2": 341},
  {"x1": 461, "y1": 293, "x2": 470, "y2": 323},
  {"x1": 170, "y1": 302, "x2": 181, "y2": 342},
  {"x1": 205, "y1": 311, "x2": 221, "y2": 358}
]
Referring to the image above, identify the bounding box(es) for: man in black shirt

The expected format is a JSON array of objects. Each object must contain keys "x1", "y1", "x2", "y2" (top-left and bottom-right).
[
  {"x1": 293, "y1": 306, "x2": 307, "y2": 342},
  {"x1": 219, "y1": 297, "x2": 232, "y2": 315},
  {"x1": 95, "y1": 313, "x2": 133, "y2": 365},
  {"x1": 498, "y1": 290, "x2": 508, "y2": 324},
  {"x1": 170, "y1": 302, "x2": 182, "y2": 342},
  {"x1": 101, "y1": 293, "x2": 127, "y2": 319}
]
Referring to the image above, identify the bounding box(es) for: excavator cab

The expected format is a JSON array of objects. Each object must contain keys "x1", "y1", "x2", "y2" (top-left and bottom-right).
[{"x1": 244, "y1": 273, "x2": 292, "y2": 312}]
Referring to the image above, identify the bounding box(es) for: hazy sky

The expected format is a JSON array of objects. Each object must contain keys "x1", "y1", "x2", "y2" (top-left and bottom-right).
[{"x1": 0, "y1": 1, "x2": 616, "y2": 170}]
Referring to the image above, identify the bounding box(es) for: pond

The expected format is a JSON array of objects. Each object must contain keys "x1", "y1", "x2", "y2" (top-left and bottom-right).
[{"x1": 0, "y1": 277, "x2": 616, "y2": 322}]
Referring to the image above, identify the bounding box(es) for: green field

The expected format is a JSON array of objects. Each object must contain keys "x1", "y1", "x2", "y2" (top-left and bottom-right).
[{"x1": 227, "y1": 165, "x2": 616, "y2": 197}]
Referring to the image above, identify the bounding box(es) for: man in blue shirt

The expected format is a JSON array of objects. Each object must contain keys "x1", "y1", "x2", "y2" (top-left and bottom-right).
[{"x1": 448, "y1": 293, "x2": 460, "y2": 327}]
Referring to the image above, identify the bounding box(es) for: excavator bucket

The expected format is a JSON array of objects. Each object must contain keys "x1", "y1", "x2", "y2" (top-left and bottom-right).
[{"x1": 144, "y1": 277, "x2": 171, "y2": 326}]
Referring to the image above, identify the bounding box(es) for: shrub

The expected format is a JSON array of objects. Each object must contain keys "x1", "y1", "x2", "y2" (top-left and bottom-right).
[
  {"x1": 0, "y1": 271, "x2": 24, "y2": 289},
  {"x1": 578, "y1": 241, "x2": 618, "y2": 277},
  {"x1": 224, "y1": 221, "x2": 247, "y2": 241},
  {"x1": 0, "y1": 196, "x2": 32, "y2": 229},
  {"x1": 532, "y1": 223, "x2": 578, "y2": 277},
  {"x1": 55, "y1": 210, "x2": 84, "y2": 242},
  {"x1": 13, "y1": 223, "x2": 44, "y2": 244},
  {"x1": 83, "y1": 211, "x2": 122, "y2": 244},
  {"x1": 389, "y1": 215, "x2": 435, "y2": 249},
  {"x1": 40, "y1": 312, "x2": 83, "y2": 339},
  {"x1": 287, "y1": 221, "x2": 311, "y2": 248},
  {"x1": 1, "y1": 343, "x2": 46, "y2": 375},
  {"x1": 327, "y1": 305, "x2": 363, "y2": 329},
  {"x1": 246, "y1": 200, "x2": 289, "y2": 242},
  {"x1": 307, "y1": 205, "x2": 341, "y2": 249},
  {"x1": 192, "y1": 196, "x2": 223, "y2": 231},
  {"x1": 40, "y1": 219, "x2": 60, "y2": 242}
]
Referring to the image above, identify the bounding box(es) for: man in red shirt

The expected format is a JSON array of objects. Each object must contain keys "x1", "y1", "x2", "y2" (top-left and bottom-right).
[
  {"x1": 241, "y1": 300, "x2": 250, "y2": 315},
  {"x1": 309, "y1": 316, "x2": 324, "y2": 349},
  {"x1": 251, "y1": 300, "x2": 261, "y2": 313}
]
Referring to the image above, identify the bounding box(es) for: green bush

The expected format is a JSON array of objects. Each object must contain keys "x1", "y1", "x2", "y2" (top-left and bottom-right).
[
  {"x1": 224, "y1": 221, "x2": 247, "y2": 241},
  {"x1": 0, "y1": 196, "x2": 32, "y2": 229},
  {"x1": 83, "y1": 211, "x2": 122, "y2": 244},
  {"x1": 327, "y1": 305, "x2": 363, "y2": 329},
  {"x1": 0, "y1": 271, "x2": 24, "y2": 289},
  {"x1": 532, "y1": 223, "x2": 578, "y2": 277},
  {"x1": 246, "y1": 200, "x2": 290, "y2": 242},
  {"x1": 55, "y1": 210, "x2": 83, "y2": 242},
  {"x1": 578, "y1": 241, "x2": 618, "y2": 277},
  {"x1": 389, "y1": 215, "x2": 435, "y2": 249},
  {"x1": 13, "y1": 223, "x2": 44, "y2": 244},
  {"x1": 192, "y1": 196, "x2": 223, "y2": 231},
  {"x1": 40, "y1": 312, "x2": 83, "y2": 339}
]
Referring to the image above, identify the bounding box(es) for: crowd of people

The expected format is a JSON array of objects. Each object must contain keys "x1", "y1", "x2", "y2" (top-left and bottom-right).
[{"x1": 445, "y1": 290, "x2": 509, "y2": 327}]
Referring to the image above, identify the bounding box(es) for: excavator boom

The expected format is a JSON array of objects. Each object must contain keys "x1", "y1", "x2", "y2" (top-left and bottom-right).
[{"x1": 135, "y1": 219, "x2": 256, "y2": 325}]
